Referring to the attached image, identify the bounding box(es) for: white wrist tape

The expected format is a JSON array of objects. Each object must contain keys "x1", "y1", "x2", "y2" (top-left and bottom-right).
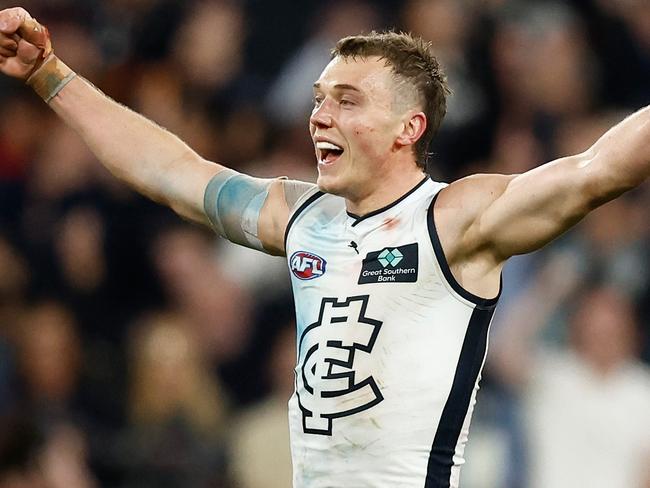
[{"x1": 27, "y1": 55, "x2": 77, "y2": 103}]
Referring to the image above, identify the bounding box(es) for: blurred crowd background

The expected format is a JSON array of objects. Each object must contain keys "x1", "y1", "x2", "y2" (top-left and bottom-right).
[{"x1": 0, "y1": 0, "x2": 649, "y2": 487}]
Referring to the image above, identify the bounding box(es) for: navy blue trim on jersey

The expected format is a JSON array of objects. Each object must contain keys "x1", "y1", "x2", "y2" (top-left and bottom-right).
[
  {"x1": 346, "y1": 175, "x2": 429, "y2": 227},
  {"x1": 284, "y1": 190, "x2": 325, "y2": 250},
  {"x1": 427, "y1": 192, "x2": 500, "y2": 308},
  {"x1": 424, "y1": 306, "x2": 494, "y2": 488}
]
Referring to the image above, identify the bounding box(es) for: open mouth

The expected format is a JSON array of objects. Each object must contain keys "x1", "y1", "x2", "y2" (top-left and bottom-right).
[{"x1": 316, "y1": 141, "x2": 344, "y2": 165}]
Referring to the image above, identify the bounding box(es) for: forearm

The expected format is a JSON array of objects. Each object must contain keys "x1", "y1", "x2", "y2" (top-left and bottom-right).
[
  {"x1": 587, "y1": 106, "x2": 650, "y2": 201},
  {"x1": 0, "y1": 10, "x2": 223, "y2": 224},
  {"x1": 46, "y1": 69, "x2": 223, "y2": 223}
]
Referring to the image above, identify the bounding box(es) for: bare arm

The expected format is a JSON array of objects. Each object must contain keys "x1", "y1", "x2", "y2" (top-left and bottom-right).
[
  {"x1": 452, "y1": 107, "x2": 650, "y2": 264},
  {"x1": 51, "y1": 76, "x2": 223, "y2": 224},
  {"x1": 53, "y1": 76, "x2": 307, "y2": 254},
  {"x1": 0, "y1": 8, "x2": 224, "y2": 224},
  {"x1": 0, "y1": 7, "x2": 302, "y2": 253}
]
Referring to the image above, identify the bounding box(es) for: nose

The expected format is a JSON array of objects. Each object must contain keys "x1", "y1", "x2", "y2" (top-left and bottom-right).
[{"x1": 309, "y1": 100, "x2": 333, "y2": 129}]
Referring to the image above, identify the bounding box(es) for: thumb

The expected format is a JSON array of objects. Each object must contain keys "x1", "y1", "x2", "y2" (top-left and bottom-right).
[{"x1": 18, "y1": 17, "x2": 52, "y2": 56}]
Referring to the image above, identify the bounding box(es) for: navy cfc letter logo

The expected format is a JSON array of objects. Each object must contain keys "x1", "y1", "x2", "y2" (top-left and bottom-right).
[{"x1": 296, "y1": 295, "x2": 383, "y2": 435}]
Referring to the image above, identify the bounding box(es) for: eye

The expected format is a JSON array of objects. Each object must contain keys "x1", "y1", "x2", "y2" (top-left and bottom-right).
[
  {"x1": 313, "y1": 95, "x2": 324, "y2": 107},
  {"x1": 340, "y1": 98, "x2": 355, "y2": 107}
]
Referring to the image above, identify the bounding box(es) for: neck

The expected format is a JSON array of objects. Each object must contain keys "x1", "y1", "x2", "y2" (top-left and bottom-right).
[{"x1": 346, "y1": 165, "x2": 427, "y2": 216}]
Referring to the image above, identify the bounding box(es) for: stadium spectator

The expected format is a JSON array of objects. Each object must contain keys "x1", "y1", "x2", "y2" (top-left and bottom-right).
[
  {"x1": 491, "y1": 282, "x2": 650, "y2": 488},
  {"x1": 114, "y1": 312, "x2": 230, "y2": 487},
  {"x1": 230, "y1": 322, "x2": 295, "y2": 488}
]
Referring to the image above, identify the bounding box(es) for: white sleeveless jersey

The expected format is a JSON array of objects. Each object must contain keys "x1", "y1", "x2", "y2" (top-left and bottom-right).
[{"x1": 284, "y1": 177, "x2": 499, "y2": 488}]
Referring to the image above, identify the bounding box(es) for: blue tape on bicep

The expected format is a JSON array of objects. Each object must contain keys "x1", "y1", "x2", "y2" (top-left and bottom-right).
[{"x1": 203, "y1": 170, "x2": 271, "y2": 251}]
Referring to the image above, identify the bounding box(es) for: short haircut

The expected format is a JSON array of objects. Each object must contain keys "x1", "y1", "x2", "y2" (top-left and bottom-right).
[{"x1": 332, "y1": 31, "x2": 450, "y2": 170}]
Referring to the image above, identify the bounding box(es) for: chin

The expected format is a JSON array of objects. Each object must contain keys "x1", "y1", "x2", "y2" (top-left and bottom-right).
[{"x1": 316, "y1": 174, "x2": 345, "y2": 196}]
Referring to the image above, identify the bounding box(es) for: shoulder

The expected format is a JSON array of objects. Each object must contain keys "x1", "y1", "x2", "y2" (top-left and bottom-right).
[
  {"x1": 283, "y1": 186, "x2": 343, "y2": 249},
  {"x1": 433, "y1": 173, "x2": 516, "y2": 263},
  {"x1": 284, "y1": 181, "x2": 323, "y2": 217},
  {"x1": 624, "y1": 362, "x2": 650, "y2": 395},
  {"x1": 435, "y1": 173, "x2": 515, "y2": 219}
]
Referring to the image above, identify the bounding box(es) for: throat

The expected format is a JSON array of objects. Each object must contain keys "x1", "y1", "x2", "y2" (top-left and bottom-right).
[{"x1": 345, "y1": 173, "x2": 429, "y2": 218}]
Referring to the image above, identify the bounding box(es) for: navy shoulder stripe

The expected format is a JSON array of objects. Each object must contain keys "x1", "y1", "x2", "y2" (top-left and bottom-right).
[{"x1": 427, "y1": 192, "x2": 500, "y2": 309}]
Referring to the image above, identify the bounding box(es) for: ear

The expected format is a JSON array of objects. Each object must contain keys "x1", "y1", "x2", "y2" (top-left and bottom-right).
[{"x1": 395, "y1": 112, "x2": 427, "y2": 149}]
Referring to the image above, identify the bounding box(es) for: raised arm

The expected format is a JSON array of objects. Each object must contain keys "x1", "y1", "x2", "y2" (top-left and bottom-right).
[
  {"x1": 444, "y1": 106, "x2": 650, "y2": 266},
  {"x1": 0, "y1": 7, "x2": 305, "y2": 255}
]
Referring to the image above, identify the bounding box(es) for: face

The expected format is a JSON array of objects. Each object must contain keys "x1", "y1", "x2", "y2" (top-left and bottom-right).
[
  {"x1": 571, "y1": 289, "x2": 637, "y2": 372},
  {"x1": 310, "y1": 56, "x2": 410, "y2": 200}
]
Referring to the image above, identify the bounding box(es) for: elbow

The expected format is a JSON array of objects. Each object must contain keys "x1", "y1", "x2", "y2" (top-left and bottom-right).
[{"x1": 581, "y1": 174, "x2": 624, "y2": 211}]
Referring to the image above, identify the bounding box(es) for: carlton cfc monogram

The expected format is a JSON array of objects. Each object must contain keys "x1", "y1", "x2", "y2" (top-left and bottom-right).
[{"x1": 296, "y1": 295, "x2": 383, "y2": 436}]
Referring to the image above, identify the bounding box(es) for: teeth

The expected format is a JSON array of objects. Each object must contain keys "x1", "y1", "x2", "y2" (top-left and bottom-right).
[{"x1": 316, "y1": 141, "x2": 343, "y2": 151}]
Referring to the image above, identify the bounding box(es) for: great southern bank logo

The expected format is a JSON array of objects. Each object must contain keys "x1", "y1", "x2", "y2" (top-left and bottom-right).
[
  {"x1": 377, "y1": 248, "x2": 403, "y2": 268},
  {"x1": 290, "y1": 251, "x2": 327, "y2": 280},
  {"x1": 358, "y1": 243, "x2": 418, "y2": 284}
]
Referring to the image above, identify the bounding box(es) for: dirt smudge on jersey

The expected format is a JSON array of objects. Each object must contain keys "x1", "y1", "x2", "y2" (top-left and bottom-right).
[{"x1": 382, "y1": 217, "x2": 400, "y2": 230}]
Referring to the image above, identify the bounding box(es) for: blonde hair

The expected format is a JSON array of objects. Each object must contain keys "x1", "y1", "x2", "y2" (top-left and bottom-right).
[{"x1": 128, "y1": 312, "x2": 227, "y2": 432}]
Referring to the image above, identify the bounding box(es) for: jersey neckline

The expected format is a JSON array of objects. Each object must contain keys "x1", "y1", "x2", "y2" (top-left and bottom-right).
[{"x1": 346, "y1": 175, "x2": 430, "y2": 227}]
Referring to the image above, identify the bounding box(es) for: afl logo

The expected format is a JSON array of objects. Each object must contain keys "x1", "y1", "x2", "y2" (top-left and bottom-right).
[{"x1": 290, "y1": 251, "x2": 327, "y2": 280}]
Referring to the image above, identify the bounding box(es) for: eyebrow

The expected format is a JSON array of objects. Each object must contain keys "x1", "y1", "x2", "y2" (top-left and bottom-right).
[{"x1": 313, "y1": 82, "x2": 362, "y2": 93}]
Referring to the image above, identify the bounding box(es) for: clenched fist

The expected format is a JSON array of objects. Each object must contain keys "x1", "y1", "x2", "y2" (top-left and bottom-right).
[{"x1": 0, "y1": 7, "x2": 52, "y2": 80}]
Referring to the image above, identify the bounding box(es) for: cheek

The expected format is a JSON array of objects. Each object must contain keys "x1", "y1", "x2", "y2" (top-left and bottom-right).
[{"x1": 351, "y1": 124, "x2": 390, "y2": 158}]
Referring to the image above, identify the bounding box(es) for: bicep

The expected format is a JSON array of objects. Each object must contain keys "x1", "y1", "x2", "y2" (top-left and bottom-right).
[
  {"x1": 203, "y1": 170, "x2": 315, "y2": 256},
  {"x1": 476, "y1": 154, "x2": 598, "y2": 259}
]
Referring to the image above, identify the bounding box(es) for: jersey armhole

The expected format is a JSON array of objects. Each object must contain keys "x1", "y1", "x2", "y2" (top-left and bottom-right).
[
  {"x1": 427, "y1": 192, "x2": 501, "y2": 309},
  {"x1": 283, "y1": 188, "x2": 325, "y2": 250}
]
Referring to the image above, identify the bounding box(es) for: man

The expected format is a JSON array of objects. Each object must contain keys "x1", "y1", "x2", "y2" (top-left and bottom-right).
[
  {"x1": 1, "y1": 6, "x2": 648, "y2": 488},
  {"x1": 490, "y1": 261, "x2": 650, "y2": 487}
]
